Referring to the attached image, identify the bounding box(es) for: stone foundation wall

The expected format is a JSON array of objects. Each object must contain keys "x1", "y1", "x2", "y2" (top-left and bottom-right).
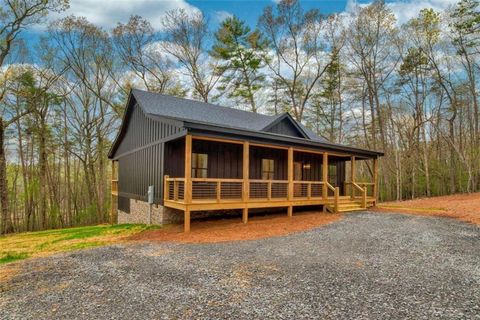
[
  {"x1": 118, "y1": 199, "x2": 183, "y2": 225},
  {"x1": 118, "y1": 199, "x2": 292, "y2": 226}
]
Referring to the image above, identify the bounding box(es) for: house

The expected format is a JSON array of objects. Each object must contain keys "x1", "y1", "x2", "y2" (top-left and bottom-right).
[{"x1": 108, "y1": 89, "x2": 384, "y2": 232}]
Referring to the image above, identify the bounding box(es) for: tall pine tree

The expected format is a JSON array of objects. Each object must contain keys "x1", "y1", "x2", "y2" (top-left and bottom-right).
[{"x1": 211, "y1": 16, "x2": 268, "y2": 112}]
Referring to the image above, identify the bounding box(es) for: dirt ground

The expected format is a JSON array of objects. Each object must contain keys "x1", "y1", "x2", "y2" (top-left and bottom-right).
[
  {"x1": 130, "y1": 210, "x2": 342, "y2": 243},
  {"x1": 375, "y1": 192, "x2": 480, "y2": 225}
]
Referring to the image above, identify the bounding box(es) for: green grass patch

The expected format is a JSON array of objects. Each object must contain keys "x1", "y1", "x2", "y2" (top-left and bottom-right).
[
  {"x1": 64, "y1": 241, "x2": 107, "y2": 251},
  {"x1": 0, "y1": 252, "x2": 30, "y2": 264},
  {"x1": 0, "y1": 224, "x2": 159, "y2": 265}
]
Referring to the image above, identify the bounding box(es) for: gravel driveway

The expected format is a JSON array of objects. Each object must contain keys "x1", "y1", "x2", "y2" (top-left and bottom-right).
[{"x1": 1, "y1": 212, "x2": 479, "y2": 319}]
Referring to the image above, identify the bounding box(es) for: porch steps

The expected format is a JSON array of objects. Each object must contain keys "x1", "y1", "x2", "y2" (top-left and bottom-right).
[
  {"x1": 337, "y1": 203, "x2": 365, "y2": 212},
  {"x1": 325, "y1": 198, "x2": 375, "y2": 213}
]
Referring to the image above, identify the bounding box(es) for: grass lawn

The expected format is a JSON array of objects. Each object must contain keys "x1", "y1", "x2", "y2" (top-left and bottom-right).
[{"x1": 0, "y1": 224, "x2": 159, "y2": 264}]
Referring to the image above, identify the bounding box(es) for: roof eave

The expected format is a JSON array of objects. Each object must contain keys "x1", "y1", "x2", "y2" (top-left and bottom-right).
[{"x1": 183, "y1": 121, "x2": 384, "y2": 158}]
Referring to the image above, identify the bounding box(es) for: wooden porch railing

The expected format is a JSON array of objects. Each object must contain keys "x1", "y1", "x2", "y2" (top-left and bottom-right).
[
  {"x1": 164, "y1": 177, "x2": 185, "y2": 201},
  {"x1": 249, "y1": 179, "x2": 289, "y2": 200},
  {"x1": 192, "y1": 178, "x2": 243, "y2": 201},
  {"x1": 292, "y1": 181, "x2": 325, "y2": 199},
  {"x1": 164, "y1": 176, "x2": 347, "y2": 207}
]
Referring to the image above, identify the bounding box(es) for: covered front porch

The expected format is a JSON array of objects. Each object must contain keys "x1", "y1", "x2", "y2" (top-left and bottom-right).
[{"x1": 163, "y1": 135, "x2": 378, "y2": 232}]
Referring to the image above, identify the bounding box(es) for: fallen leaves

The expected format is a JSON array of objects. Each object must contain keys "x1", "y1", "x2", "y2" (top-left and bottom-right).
[
  {"x1": 130, "y1": 211, "x2": 343, "y2": 243},
  {"x1": 375, "y1": 193, "x2": 480, "y2": 225}
]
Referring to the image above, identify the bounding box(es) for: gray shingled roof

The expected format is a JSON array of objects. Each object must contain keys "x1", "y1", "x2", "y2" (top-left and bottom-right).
[
  {"x1": 298, "y1": 123, "x2": 328, "y2": 142},
  {"x1": 131, "y1": 89, "x2": 328, "y2": 142}
]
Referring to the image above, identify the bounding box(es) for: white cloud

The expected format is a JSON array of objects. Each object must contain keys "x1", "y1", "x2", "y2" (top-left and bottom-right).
[
  {"x1": 345, "y1": 0, "x2": 458, "y2": 25},
  {"x1": 214, "y1": 10, "x2": 233, "y2": 23},
  {"x1": 388, "y1": 0, "x2": 458, "y2": 24},
  {"x1": 48, "y1": 0, "x2": 201, "y2": 30},
  {"x1": 345, "y1": 0, "x2": 363, "y2": 13}
]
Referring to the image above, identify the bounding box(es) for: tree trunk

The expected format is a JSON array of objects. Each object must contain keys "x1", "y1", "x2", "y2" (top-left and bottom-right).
[
  {"x1": 63, "y1": 107, "x2": 72, "y2": 226},
  {"x1": 0, "y1": 119, "x2": 13, "y2": 234},
  {"x1": 448, "y1": 119, "x2": 457, "y2": 194},
  {"x1": 38, "y1": 116, "x2": 48, "y2": 229},
  {"x1": 16, "y1": 115, "x2": 30, "y2": 232}
]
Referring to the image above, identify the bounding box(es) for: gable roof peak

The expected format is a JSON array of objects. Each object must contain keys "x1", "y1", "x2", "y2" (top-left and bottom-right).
[{"x1": 261, "y1": 112, "x2": 307, "y2": 137}]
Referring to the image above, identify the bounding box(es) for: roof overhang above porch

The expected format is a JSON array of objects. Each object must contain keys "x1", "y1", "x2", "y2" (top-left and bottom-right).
[{"x1": 183, "y1": 121, "x2": 384, "y2": 160}]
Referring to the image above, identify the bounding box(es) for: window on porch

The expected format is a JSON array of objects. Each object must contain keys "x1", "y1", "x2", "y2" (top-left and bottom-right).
[
  {"x1": 262, "y1": 159, "x2": 274, "y2": 180},
  {"x1": 192, "y1": 153, "x2": 208, "y2": 178}
]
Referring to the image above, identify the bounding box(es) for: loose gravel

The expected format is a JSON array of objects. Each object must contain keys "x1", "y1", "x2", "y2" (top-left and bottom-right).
[{"x1": 1, "y1": 212, "x2": 479, "y2": 320}]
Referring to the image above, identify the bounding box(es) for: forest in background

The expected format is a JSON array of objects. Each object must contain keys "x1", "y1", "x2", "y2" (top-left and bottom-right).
[{"x1": 0, "y1": 0, "x2": 479, "y2": 233}]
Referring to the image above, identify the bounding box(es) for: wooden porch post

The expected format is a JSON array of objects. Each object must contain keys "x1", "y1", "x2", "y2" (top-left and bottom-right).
[
  {"x1": 350, "y1": 156, "x2": 356, "y2": 199},
  {"x1": 287, "y1": 147, "x2": 293, "y2": 217},
  {"x1": 242, "y1": 207, "x2": 248, "y2": 224},
  {"x1": 112, "y1": 160, "x2": 116, "y2": 180},
  {"x1": 184, "y1": 208, "x2": 190, "y2": 233},
  {"x1": 110, "y1": 160, "x2": 117, "y2": 224},
  {"x1": 322, "y1": 153, "x2": 328, "y2": 199},
  {"x1": 184, "y1": 134, "x2": 192, "y2": 232},
  {"x1": 334, "y1": 187, "x2": 340, "y2": 213},
  {"x1": 184, "y1": 134, "x2": 192, "y2": 203},
  {"x1": 373, "y1": 157, "x2": 378, "y2": 205},
  {"x1": 164, "y1": 175, "x2": 169, "y2": 201},
  {"x1": 242, "y1": 141, "x2": 249, "y2": 223}
]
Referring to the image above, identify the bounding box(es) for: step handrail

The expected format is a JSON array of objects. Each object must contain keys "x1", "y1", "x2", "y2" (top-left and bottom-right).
[
  {"x1": 325, "y1": 181, "x2": 336, "y2": 192},
  {"x1": 351, "y1": 182, "x2": 367, "y2": 208},
  {"x1": 325, "y1": 181, "x2": 339, "y2": 213}
]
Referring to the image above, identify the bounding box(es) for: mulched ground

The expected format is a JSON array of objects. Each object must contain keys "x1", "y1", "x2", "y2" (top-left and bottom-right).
[
  {"x1": 1, "y1": 212, "x2": 479, "y2": 319},
  {"x1": 375, "y1": 193, "x2": 480, "y2": 225},
  {"x1": 130, "y1": 210, "x2": 342, "y2": 243}
]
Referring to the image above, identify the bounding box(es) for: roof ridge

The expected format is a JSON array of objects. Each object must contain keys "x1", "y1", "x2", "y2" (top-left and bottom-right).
[{"x1": 130, "y1": 88, "x2": 329, "y2": 143}]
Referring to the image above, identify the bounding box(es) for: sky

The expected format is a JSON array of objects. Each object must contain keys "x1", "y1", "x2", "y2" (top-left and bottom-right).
[{"x1": 23, "y1": 0, "x2": 459, "y2": 42}]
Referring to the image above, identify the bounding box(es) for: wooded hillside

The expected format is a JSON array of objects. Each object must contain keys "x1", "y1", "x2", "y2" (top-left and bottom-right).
[{"x1": 0, "y1": 0, "x2": 479, "y2": 233}]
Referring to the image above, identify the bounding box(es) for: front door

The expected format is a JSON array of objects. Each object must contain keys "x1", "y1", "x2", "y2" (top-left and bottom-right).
[{"x1": 294, "y1": 162, "x2": 303, "y2": 181}]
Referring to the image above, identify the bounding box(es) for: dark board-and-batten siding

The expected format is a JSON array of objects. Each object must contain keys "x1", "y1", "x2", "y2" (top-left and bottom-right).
[
  {"x1": 113, "y1": 103, "x2": 184, "y2": 207},
  {"x1": 265, "y1": 118, "x2": 304, "y2": 138},
  {"x1": 164, "y1": 140, "x2": 243, "y2": 179},
  {"x1": 164, "y1": 140, "x2": 346, "y2": 188}
]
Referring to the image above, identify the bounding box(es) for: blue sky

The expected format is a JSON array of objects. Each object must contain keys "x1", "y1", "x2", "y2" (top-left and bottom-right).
[
  {"x1": 21, "y1": 0, "x2": 359, "y2": 52},
  {"x1": 190, "y1": 0, "x2": 354, "y2": 25},
  {"x1": 22, "y1": 0, "x2": 458, "y2": 46}
]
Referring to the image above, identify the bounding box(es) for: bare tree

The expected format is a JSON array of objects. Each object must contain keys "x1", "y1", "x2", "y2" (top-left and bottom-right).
[
  {"x1": 162, "y1": 9, "x2": 221, "y2": 102},
  {"x1": 308, "y1": 14, "x2": 347, "y2": 142},
  {"x1": 345, "y1": 0, "x2": 400, "y2": 151},
  {"x1": 48, "y1": 16, "x2": 119, "y2": 223},
  {"x1": 112, "y1": 15, "x2": 185, "y2": 97},
  {"x1": 258, "y1": 0, "x2": 330, "y2": 122},
  {"x1": 0, "y1": 0, "x2": 68, "y2": 234}
]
